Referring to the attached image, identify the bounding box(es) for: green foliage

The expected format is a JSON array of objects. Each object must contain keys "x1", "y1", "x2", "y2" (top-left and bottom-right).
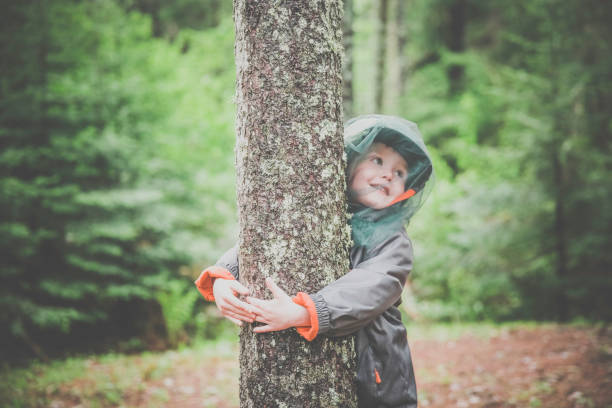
[
  {"x1": 156, "y1": 279, "x2": 199, "y2": 346},
  {"x1": 2, "y1": 0, "x2": 610, "y2": 363},
  {"x1": 396, "y1": 1, "x2": 612, "y2": 319},
  {"x1": 352, "y1": 0, "x2": 612, "y2": 321},
  {"x1": 0, "y1": 339, "x2": 240, "y2": 407},
  {"x1": 1, "y1": 0, "x2": 237, "y2": 359}
]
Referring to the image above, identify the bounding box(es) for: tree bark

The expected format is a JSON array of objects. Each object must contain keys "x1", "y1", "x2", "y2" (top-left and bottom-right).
[{"x1": 233, "y1": 1, "x2": 357, "y2": 407}]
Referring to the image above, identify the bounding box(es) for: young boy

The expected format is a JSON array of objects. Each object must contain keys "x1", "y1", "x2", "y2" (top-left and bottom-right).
[{"x1": 195, "y1": 115, "x2": 434, "y2": 408}]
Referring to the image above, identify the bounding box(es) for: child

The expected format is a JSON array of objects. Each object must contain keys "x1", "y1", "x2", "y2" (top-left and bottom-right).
[{"x1": 195, "y1": 114, "x2": 434, "y2": 408}]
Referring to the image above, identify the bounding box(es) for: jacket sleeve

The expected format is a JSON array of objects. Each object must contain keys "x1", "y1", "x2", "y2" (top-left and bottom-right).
[
  {"x1": 298, "y1": 231, "x2": 413, "y2": 339},
  {"x1": 215, "y1": 245, "x2": 240, "y2": 280},
  {"x1": 194, "y1": 245, "x2": 240, "y2": 301}
]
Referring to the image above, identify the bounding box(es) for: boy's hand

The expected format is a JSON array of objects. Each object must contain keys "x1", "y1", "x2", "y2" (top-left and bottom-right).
[
  {"x1": 212, "y1": 278, "x2": 257, "y2": 326},
  {"x1": 247, "y1": 277, "x2": 310, "y2": 333}
]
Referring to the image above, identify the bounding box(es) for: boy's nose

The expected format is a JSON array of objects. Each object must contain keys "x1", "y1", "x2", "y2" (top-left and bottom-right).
[{"x1": 381, "y1": 168, "x2": 393, "y2": 181}]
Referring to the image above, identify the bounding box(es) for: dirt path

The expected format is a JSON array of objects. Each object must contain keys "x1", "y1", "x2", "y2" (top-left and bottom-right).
[{"x1": 126, "y1": 325, "x2": 611, "y2": 408}]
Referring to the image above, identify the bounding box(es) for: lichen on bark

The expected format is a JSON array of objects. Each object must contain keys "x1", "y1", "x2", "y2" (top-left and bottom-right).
[{"x1": 233, "y1": 0, "x2": 357, "y2": 407}]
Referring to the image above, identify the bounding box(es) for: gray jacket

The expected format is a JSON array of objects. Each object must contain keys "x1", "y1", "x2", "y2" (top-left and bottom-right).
[{"x1": 216, "y1": 230, "x2": 417, "y2": 408}]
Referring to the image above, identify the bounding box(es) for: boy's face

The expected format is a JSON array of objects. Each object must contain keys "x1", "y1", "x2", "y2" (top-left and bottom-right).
[{"x1": 349, "y1": 143, "x2": 408, "y2": 209}]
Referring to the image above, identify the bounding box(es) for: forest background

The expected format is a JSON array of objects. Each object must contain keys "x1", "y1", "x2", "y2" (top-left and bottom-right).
[{"x1": 1, "y1": 0, "x2": 611, "y2": 363}]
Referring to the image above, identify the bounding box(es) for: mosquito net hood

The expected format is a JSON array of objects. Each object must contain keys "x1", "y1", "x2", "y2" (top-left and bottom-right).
[{"x1": 344, "y1": 114, "x2": 434, "y2": 248}]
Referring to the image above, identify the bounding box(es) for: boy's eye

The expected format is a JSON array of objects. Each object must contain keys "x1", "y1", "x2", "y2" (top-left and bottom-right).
[
  {"x1": 395, "y1": 169, "x2": 405, "y2": 178},
  {"x1": 373, "y1": 157, "x2": 383, "y2": 165}
]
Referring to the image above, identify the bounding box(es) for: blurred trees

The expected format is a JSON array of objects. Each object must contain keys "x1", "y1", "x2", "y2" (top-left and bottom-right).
[
  {"x1": 343, "y1": 0, "x2": 355, "y2": 118},
  {"x1": 393, "y1": 0, "x2": 612, "y2": 321},
  {"x1": 121, "y1": 0, "x2": 232, "y2": 39},
  {"x1": 350, "y1": 0, "x2": 611, "y2": 321},
  {"x1": 375, "y1": 0, "x2": 388, "y2": 112},
  {"x1": 0, "y1": 0, "x2": 237, "y2": 360},
  {"x1": 1, "y1": 0, "x2": 609, "y2": 360}
]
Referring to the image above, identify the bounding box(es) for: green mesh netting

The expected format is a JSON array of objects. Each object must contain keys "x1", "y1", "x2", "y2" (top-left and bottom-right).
[{"x1": 344, "y1": 114, "x2": 435, "y2": 248}]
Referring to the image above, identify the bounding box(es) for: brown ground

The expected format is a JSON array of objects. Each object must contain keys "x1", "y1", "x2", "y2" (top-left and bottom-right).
[
  {"x1": 122, "y1": 325, "x2": 612, "y2": 408},
  {"x1": 43, "y1": 325, "x2": 612, "y2": 407},
  {"x1": 123, "y1": 356, "x2": 239, "y2": 408},
  {"x1": 411, "y1": 326, "x2": 612, "y2": 408}
]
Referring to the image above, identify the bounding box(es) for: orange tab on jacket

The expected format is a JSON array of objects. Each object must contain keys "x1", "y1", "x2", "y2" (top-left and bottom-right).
[
  {"x1": 387, "y1": 188, "x2": 416, "y2": 207},
  {"x1": 374, "y1": 368, "x2": 382, "y2": 384}
]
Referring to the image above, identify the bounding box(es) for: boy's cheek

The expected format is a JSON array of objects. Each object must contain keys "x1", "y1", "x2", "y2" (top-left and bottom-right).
[{"x1": 350, "y1": 174, "x2": 368, "y2": 191}]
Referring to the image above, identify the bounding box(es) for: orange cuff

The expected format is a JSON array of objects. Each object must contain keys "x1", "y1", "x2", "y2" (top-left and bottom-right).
[
  {"x1": 292, "y1": 292, "x2": 319, "y2": 341},
  {"x1": 194, "y1": 266, "x2": 235, "y2": 302}
]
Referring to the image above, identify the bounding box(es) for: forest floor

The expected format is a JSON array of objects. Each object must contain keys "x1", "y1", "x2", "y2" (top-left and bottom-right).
[
  {"x1": 412, "y1": 325, "x2": 612, "y2": 408},
  {"x1": 2, "y1": 324, "x2": 611, "y2": 408}
]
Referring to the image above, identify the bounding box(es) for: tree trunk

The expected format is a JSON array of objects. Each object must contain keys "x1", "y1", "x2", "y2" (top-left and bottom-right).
[
  {"x1": 446, "y1": 0, "x2": 466, "y2": 95},
  {"x1": 397, "y1": 0, "x2": 410, "y2": 96},
  {"x1": 547, "y1": 7, "x2": 569, "y2": 322},
  {"x1": 375, "y1": 0, "x2": 388, "y2": 112},
  {"x1": 385, "y1": 0, "x2": 402, "y2": 114},
  {"x1": 135, "y1": 0, "x2": 163, "y2": 37},
  {"x1": 552, "y1": 146, "x2": 569, "y2": 321},
  {"x1": 233, "y1": 1, "x2": 357, "y2": 407},
  {"x1": 343, "y1": 0, "x2": 355, "y2": 118}
]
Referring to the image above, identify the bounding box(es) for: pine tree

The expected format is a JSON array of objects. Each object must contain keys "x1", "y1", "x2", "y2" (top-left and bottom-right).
[{"x1": 0, "y1": 0, "x2": 188, "y2": 360}]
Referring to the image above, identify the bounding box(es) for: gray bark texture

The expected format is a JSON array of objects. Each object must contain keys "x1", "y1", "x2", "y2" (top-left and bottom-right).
[{"x1": 233, "y1": 1, "x2": 357, "y2": 407}]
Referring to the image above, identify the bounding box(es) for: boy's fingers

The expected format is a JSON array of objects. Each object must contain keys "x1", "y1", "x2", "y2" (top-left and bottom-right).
[
  {"x1": 224, "y1": 310, "x2": 254, "y2": 323},
  {"x1": 247, "y1": 298, "x2": 266, "y2": 314},
  {"x1": 220, "y1": 302, "x2": 255, "y2": 320},
  {"x1": 253, "y1": 314, "x2": 271, "y2": 324},
  {"x1": 246, "y1": 301, "x2": 266, "y2": 315},
  {"x1": 265, "y1": 277, "x2": 286, "y2": 299},
  {"x1": 246, "y1": 296, "x2": 267, "y2": 308},
  {"x1": 230, "y1": 280, "x2": 250, "y2": 295},
  {"x1": 225, "y1": 295, "x2": 256, "y2": 315},
  {"x1": 253, "y1": 324, "x2": 275, "y2": 333},
  {"x1": 222, "y1": 307, "x2": 254, "y2": 321},
  {"x1": 225, "y1": 315, "x2": 243, "y2": 326}
]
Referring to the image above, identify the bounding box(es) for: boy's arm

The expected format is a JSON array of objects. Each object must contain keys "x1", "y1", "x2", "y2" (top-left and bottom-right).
[
  {"x1": 215, "y1": 245, "x2": 240, "y2": 280},
  {"x1": 297, "y1": 231, "x2": 413, "y2": 340}
]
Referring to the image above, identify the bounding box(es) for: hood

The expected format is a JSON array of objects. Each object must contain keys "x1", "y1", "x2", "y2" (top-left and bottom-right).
[{"x1": 344, "y1": 114, "x2": 434, "y2": 248}]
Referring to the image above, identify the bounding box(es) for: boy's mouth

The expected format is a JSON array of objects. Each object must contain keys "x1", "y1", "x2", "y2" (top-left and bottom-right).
[{"x1": 371, "y1": 184, "x2": 389, "y2": 195}]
